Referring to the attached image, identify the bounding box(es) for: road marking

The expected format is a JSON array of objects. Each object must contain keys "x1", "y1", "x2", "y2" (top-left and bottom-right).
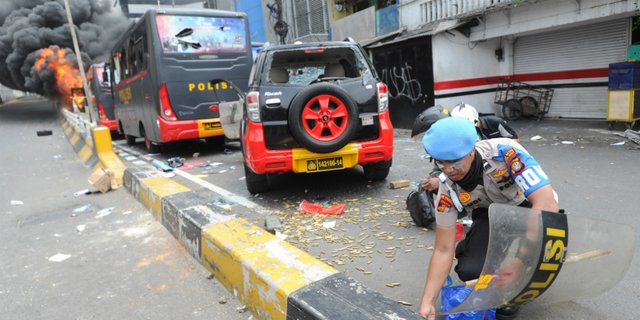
[{"x1": 114, "y1": 144, "x2": 270, "y2": 215}]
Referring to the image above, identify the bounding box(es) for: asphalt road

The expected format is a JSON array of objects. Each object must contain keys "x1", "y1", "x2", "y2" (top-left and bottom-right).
[
  {"x1": 0, "y1": 98, "x2": 247, "y2": 320},
  {"x1": 116, "y1": 108, "x2": 640, "y2": 319},
  {"x1": 3, "y1": 97, "x2": 638, "y2": 319}
]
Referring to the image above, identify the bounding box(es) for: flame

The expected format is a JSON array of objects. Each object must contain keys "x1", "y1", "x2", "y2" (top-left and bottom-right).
[{"x1": 35, "y1": 46, "x2": 84, "y2": 110}]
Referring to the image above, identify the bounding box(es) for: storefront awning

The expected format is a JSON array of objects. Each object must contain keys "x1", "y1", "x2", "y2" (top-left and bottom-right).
[{"x1": 365, "y1": 19, "x2": 469, "y2": 49}]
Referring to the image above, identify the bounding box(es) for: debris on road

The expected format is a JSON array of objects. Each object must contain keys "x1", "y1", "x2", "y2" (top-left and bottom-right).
[
  {"x1": 275, "y1": 230, "x2": 288, "y2": 240},
  {"x1": 52, "y1": 154, "x2": 63, "y2": 160},
  {"x1": 322, "y1": 220, "x2": 336, "y2": 229},
  {"x1": 48, "y1": 253, "x2": 71, "y2": 262},
  {"x1": 614, "y1": 129, "x2": 640, "y2": 145},
  {"x1": 611, "y1": 141, "x2": 626, "y2": 146},
  {"x1": 218, "y1": 296, "x2": 228, "y2": 304},
  {"x1": 10, "y1": 200, "x2": 24, "y2": 206},
  {"x1": 264, "y1": 215, "x2": 282, "y2": 234},
  {"x1": 237, "y1": 305, "x2": 248, "y2": 313},
  {"x1": 74, "y1": 189, "x2": 91, "y2": 196},
  {"x1": 132, "y1": 160, "x2": 147, "y2": 166},
  {"x1": 530, "y1": 135, "x2": 543, "y2": 141},
  {"x1": 192, "y1": 152, "x2": 200, "y2": 158},
  {"x1": 36, "y1": 130, "x2": 52, "y2": 136},
  {"x1": 397, "y1": 300, "x2": 412, "y2": 306},
  {"x1": 299, "y1": 200, "x2": 346, "y2": 215},
  {"x1": 152, "y1": 160, "x2": 173, "y2": 172},
  {"x1": 167, "y1": 157, "x2": 185, "y2": 168},
  {"x1": 72, "y1": 204, "x2": 91, "y2": 214},
  {"x1": 223, "y1": 148, "x2": 233, "y2": 155},
  {"x1": 88, "y1": 168, "x2": 117, "y2": 193},
  {"x1": 385, "y1": 282, "x2": 401, "y2": 288},
  {"x1": 389, "y1": 179, "x2": 410, "y2": 189},
  {"x1": 180, "y1": 161, "x2": 206, "y2": 171},
  {"x1": 76, "y1": 224, "x2": 86, "y2": 233},
  {"x1": 96, "y1": 207, "x2": 115, "y2": 218},
  {"x1": 561, "y1": 141, "x2": 574, "y2": 145}
]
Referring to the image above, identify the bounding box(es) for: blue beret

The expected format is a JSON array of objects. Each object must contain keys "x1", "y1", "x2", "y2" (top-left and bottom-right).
[{"x1": 422, "y1": 117, "x2": 476, "y2": 160}]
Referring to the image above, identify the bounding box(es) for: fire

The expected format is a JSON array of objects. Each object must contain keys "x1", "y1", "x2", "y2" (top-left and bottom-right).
[{"x1": 35, "y1": 45, "x2": 84, "y2": 110}]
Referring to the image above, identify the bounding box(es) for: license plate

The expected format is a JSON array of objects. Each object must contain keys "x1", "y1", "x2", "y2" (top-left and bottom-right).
[
  {"x1": 306, "y1": 157, "x2": 344, "y2": 172},
  {"x1": 203, "y1": 122, "x2": 221, "y2": 130}
]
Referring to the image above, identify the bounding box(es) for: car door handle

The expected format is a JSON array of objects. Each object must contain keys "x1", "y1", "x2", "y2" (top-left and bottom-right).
[{"x1": 265, "y1": 98, "x2": 281, "y2": 108}]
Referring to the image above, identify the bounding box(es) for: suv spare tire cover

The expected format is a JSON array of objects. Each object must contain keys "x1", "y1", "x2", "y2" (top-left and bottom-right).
[{"x1": 288, "y1": 82, "x2": 359, "y2": 153}]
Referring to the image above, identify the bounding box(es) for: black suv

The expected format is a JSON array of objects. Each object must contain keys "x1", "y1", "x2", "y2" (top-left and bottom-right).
[{"x1": 226, "y1": 40, "x2": 394, "y2": 194}]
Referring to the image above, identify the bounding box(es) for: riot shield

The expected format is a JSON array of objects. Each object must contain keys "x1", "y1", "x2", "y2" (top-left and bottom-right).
[{"x1": 441, "y1": 203, "x2": 635, "y2": 315}]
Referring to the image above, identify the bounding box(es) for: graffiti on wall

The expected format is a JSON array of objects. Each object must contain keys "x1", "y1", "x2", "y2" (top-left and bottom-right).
[{"x1": 380, "y1": 62, "x2": 425, "y2": 103}]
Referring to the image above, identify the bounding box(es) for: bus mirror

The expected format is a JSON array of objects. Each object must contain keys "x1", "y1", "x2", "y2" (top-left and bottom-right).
[{"x1": 175, "y1": 28, "x2": 193, "y2": 38}]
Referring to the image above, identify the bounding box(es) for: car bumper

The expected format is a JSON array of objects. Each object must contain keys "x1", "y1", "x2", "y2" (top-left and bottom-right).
[
  {"x1": 157, "y1": 116, "x2": 224, "y2": 142},
  {"x1": 244, "y1": 110, "x2": 394, "y2": 174}
]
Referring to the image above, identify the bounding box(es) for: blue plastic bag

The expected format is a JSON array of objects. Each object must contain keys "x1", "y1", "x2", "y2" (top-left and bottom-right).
[{"x1": 441, "y1": 276, "x2": 496, "y2": 320}]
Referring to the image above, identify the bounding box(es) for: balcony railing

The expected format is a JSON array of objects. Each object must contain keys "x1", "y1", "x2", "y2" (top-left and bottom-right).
[{"x1": 418, "y1": 0, "x2": 531, "y2": 24}]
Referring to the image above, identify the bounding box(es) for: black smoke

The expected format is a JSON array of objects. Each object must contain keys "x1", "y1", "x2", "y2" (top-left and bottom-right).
[{"x1": 0, "y1": 0, "x2": 133, "y2": 96}]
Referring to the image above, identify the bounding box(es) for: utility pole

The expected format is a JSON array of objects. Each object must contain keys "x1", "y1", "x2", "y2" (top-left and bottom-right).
[{"x1": 63, "y1": 0, "x2": 96, "y2": 124}]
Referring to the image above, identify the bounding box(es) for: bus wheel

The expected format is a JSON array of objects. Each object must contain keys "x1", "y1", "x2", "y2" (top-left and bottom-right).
[
  {"x1": 125, "y1": 134, "x2": 136, "y2": 145},
  {"x1": 141, "y1": 126, "x2": 160, "y2": 153},
  {"x1": 244, "y1": 163, "x2": 268, "y2": 194}
]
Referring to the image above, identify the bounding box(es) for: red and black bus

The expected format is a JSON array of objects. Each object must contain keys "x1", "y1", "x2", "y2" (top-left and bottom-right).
[
  {"x1": 87, "y1": 63, "x2": 117, "y2": 131},
  {"x1": 109, "y1": 8, "x2": 252, "y2": 152}
]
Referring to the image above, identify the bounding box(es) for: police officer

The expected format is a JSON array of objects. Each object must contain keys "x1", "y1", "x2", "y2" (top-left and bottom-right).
[
  {"x1": 417, "y1": 117, "x2": 559, "y2": 320},
  {"x1": 422, "y1": 103, "x2": 520, "y2": 193}
]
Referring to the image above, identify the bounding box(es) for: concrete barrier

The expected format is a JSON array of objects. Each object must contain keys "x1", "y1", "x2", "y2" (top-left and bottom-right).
[
  {"x1": 60, "y1": 109, "x2": 125, "y2": 185},
  {"x1": 123, "y1": 165, "x2": 422, "y2": 320}
]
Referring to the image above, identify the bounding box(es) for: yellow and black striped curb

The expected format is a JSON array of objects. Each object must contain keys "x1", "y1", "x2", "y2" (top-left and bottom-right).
[
  {"x1": 61, "y1": 118, "x2": 125, "y2": 185},
  {"x1": 123, "y1": 165, "x2": 422, "y2": 320}
]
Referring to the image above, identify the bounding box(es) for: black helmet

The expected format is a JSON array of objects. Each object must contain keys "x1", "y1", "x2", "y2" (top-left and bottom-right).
[{"x1": 410, "y1": 105, "x2": 449, "y2": 137}]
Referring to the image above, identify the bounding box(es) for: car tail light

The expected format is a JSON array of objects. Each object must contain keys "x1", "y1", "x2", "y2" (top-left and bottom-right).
[
  {"x1": 377, "y1": 82, "x2": 388, "y2": 112},
  {"x1": 98, "y1": 102, "x2": 108, "y2": 120},
  {"x1": 159, "y1": 83, "x2": 177, "y2": 121},
  {"x1": 246, "y1": 91, "x2": 260, "y2": 122}
]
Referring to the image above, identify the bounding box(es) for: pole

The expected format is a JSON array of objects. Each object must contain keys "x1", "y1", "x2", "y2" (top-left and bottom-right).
[{"x1": 63, "y1": 0, "x2": 96, "y2": 125}]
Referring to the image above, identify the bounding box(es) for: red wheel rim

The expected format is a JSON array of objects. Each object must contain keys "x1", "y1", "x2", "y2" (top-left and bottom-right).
[{"x1": 301, "y1": 94, "x2": 349, "y2": 141}]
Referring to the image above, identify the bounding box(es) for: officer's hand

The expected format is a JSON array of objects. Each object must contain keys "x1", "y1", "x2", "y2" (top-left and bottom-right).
[
  {"x1": 421, "y1": 177, "x2": 440, "y2": 192},
  {"x1": 418, "y1": 303, "x2": 436, "y2": 320}
]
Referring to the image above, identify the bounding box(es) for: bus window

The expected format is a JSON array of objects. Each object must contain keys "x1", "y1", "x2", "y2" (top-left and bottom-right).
[{"x1": 156, "y1": 15, "x2": 247, "y2": 54}]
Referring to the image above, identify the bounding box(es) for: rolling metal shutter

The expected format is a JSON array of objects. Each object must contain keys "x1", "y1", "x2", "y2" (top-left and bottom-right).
[{"x1": 514, "y1": 19, "x2": 629, "y2": 118}]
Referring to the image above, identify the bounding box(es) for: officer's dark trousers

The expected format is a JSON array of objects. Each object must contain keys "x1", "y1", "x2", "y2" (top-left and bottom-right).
[{"x1": 454, "y1": 201, "x2": 532, "y2": 281}]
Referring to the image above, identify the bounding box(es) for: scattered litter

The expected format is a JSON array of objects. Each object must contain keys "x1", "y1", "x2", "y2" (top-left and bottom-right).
[
  {"x1": 219, "y1": 296, "x2": 228, "y2": 304},
  {"x1": 192, "y1": 152, "x2": 200, "y2": 158},
  {"x1": 193, "y1": 174, "x2": 208, "y2": 178},
  {"x1": 239, "y1": 176, "x2": 246, "y2": 181},
  {"x1": 561, "y1": 141, "x2": 574, "y2": 145},
  {"x1": 611, "y1": 141, "x2": 626, "y2": 146},
  {"x1": 122, "y1": 210, "x2": 132, "y2": 215},
  {"x1": 397, "y1": 301, "x2": 412, "y2": 306},
  {"x1": 275, "y1": 230, "x2": 288, "y2": 240},
  {"x1": 299, "y1": 200, "x2": 346, "y2": 215},
  {"x1": 180, "y1": 161, "x2": 206, "y2": 171},
  {"x1": 52, "y1": 154, "x2": 64, "y2": 160},
  {"x1": 322, "y1": 220, "x2": 337, "y2": 229},
  {"x1": 385, "y1": 283, "x2": 401, "y2": 288},
  {"x1": 264, "y1": 215, "x2": 282, "y2": 234},
  {"x1": 167, "y1": 157, "x2": 185, "y2": 168},
  {"x1": 229, "y1": 165, "x2": 236, "y2": 170},
  {"x1": 125, "y1": 156, "x2": 137, "y2": 161},
  {"x1": 217, "y1": 169, "x2": 228, "y2": 174},
  {"x1": 53, "y1": 233, "x2": 62, "y2": 237},
  {"x1": 209, "y1": 162, "x2": 224, "y2": 167},
  {"x1": 95, "y1": 207, "x2": 115, "y2": 218},
  {"x1": 88, "y1": 168, "x2": 118, "y2": 193},
  {"x1": 223, "y1": 148, "x2": 233, "y2": 155},
  {"x1": 133, "y1": 160, "x2": 147, "y2": 166},
  {"x1": 389, "y1": 180, "x2": 410, "y2": 189},
  {"x1": 614, "y1": 129, "x2": 640, "y2": 145},
  {"x1": 76, "y1": 225, "x2": 86, "y2": 232},
  {"x1": 237, "y1": 306, "x2": 248, "y2": 313},
  {"x1": 36, "y1": 130, "x2": 53, "y2": 136},
  {"x1": 48, "y1": 253, "x2": 71, "y2": 262},
  {"x1": 206, "y1": 274, "x2": 215, "y2": 280},
  {"x1": 152, "y1": 160, "x2": 173, "y2": 172},
  {"x1": 161, "y1": 172, "x2": 176, "y2": 178},
  {"x1": 10, "y1": 200, "x2": 24, "y2": 206},
  {"x1": 72, "y1": 204, "x2": 91, "y2": 214},
  {"x1": 74, "y1": 189, "x2": 91, "y2": 197},
  {"x1": 530, "y1": 135, "x2": 543, "y2": 141}
]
